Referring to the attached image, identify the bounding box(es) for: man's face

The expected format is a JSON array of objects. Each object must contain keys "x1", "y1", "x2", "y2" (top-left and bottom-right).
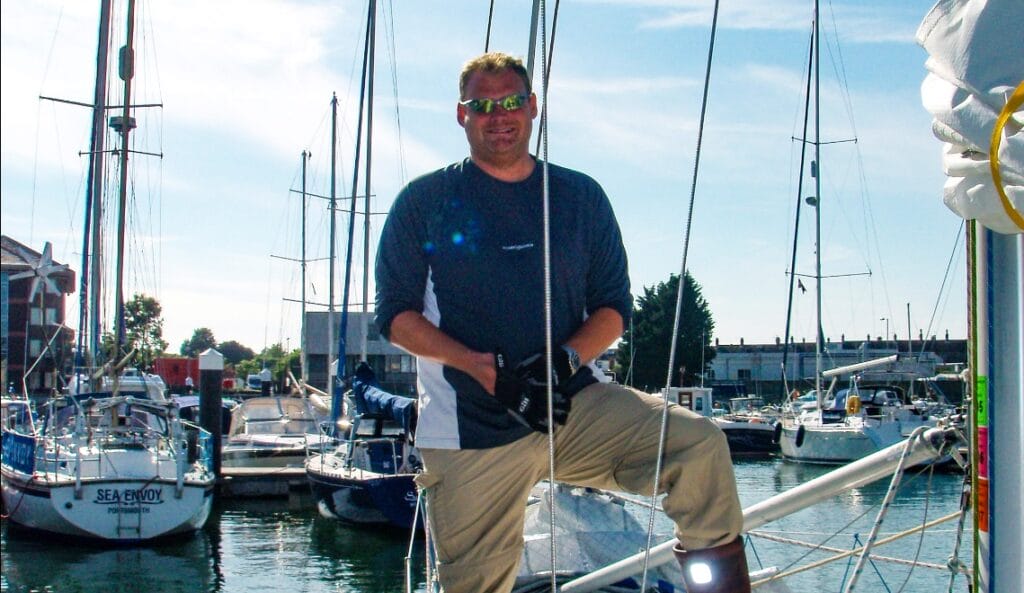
[{"x1": 457, "y1": 69, "x2": 537, "y2": 171}]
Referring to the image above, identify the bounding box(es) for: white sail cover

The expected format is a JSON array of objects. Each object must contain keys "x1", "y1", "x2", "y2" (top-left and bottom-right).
[{"x1": 917, "y1": 0, "x2": 1024, "y2": 234}]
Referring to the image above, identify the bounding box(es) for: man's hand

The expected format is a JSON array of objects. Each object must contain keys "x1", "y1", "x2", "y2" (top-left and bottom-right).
[
  {"x1": 515, "y1": 346, "x2": 580, "y2": 392},
  {"x1": 493, "y1": 350, "x2": 570, "y2": 433}
]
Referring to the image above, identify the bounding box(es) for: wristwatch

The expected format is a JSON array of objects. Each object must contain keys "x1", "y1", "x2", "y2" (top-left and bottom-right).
[{"x1": 561, "y1": 345, "x2": 582, "y2": 376}]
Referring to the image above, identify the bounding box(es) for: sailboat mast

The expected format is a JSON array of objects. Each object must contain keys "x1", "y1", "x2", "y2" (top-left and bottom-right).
[
  {"x1": 360, "y1": 0, "x2": 376, "y2": 363},
  {"x1": 112, "y1": 0, "x2": 137, "y2": 364},
  {"x1": 327, "y1": 94, "x2": 337, "y2": 391},
  {"x1": 331, "y1": 0, "x2": 374, "y2": 430},
  {"x1": 301, "y1": 150, "x2": 309, "y2": 383},
  {"x1": 79, "y1": 0, "x2": 113, "y2": 370},
  {"x1": 812, "y1": 0, "x2": 823, "y2": 401},
  {"x1": 780, "y1": 28, "x2": 816, "y2": 396}
]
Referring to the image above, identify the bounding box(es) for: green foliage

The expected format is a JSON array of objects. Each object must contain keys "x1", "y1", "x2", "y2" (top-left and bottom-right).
[
  {"x1": 119, "y1": 294, "x2": 169, "y2": 370},
  {"x1": 233, "y1": 344, "x2": 302, "y2": 387},
  {"x1": 616, "y1": 272, "x2": 715, "y2": 391},
  {"x1": 217, "y1": 340, "x2": 256, "y2": 365},
  {"x1": 180, "y1": 327, "x2": 217, "y2": 357}
]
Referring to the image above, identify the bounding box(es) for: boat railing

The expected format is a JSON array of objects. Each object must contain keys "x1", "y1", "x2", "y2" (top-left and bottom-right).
[{"x1": 349, "y1": 436, "x2": 409, "y2": 474}]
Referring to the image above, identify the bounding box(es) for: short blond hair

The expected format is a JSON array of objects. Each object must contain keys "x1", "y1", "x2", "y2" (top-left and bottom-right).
[{"x1": 459, "y1": 52, "x2": 532, "y2": 99}]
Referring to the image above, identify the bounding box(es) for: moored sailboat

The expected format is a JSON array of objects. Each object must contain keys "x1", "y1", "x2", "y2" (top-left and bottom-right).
[
  {"x1": 306, "y1": 363, "x2": 420, "y2": 530},
  {"x1": 0, "y1": 0, "x2": 214, "y2": 542}
]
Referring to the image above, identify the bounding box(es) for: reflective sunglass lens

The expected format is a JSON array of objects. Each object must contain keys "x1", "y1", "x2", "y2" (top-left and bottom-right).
[
  {"x1": 462, "y1": 94, "x2": 527, "y2": 114},
  {"x1": 500, "y1": 94, "x2": 524, "y2": 111}
]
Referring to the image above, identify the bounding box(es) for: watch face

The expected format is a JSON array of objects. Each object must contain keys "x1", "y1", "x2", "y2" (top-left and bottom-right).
[{"x1": 567, "y1": 348, "x2": 581, "y2": 373}]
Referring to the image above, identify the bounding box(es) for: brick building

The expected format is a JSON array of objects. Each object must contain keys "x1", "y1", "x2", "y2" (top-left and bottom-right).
[{"x1": 1, "y1": 235, "x2": 76, "y2": 396}]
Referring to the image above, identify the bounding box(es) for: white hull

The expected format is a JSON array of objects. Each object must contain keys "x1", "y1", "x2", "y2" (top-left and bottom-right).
[
  {"x1": 222, "y1": 397, "x2": 324, "y2": 471},
  {"x1": 1, "y1": 469, "x2": 213, "y2": 541},
  {"x1": 1, "y1": 394, "x2": 216, "y2": 542},
  {"x1": 221, "y1": 442, "x2": 310, "y2": 469},
  {"x1": 778, "y1": 416, "x2": 935, "y2": 464}
]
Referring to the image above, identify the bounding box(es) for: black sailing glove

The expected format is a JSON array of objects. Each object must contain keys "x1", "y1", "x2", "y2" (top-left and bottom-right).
[
  {"x1": 493, "y1": 350, "x2": 570, "y2": 433},
  {"x1": 515, "y1": 346, "x2": 581, "y2": 395}
]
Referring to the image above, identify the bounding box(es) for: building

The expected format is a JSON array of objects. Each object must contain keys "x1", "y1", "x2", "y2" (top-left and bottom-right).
[
  {"x1": 153, "y1": 356, "x2": 199, "y2": 391},
  {"x1": 1, "y1": 235, "x2": 76, "y2": 396},
  {"x1": 304, "y1": 311, "x2": 417, "y2": 396},
  {"x1": 707, "y1": 335, "x2": 968, "y2": 402}
]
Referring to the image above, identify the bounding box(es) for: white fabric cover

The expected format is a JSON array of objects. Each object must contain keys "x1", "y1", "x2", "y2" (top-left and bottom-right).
[{"x1": 917, "y1": 0, "x2": 1023, "y2": 234}]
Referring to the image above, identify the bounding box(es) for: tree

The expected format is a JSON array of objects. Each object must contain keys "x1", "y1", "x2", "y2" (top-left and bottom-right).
[
  {"x1": 615, "y1": 272, "x2": 715, "y2": 392},
  {"x1": 122, "y1": 293, "x2": 169, "y2": 370},
  {"x1": 217, "y1": 340, "x2": 255, "y2": 365},
  {"x1": 180, "y1": 327, "x2": 217, "y2": 357},
  {"x1": 234, "y1": 343, "x2": 301, "y2": 391}
]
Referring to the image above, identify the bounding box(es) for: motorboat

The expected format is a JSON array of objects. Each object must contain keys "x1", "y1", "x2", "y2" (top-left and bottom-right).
[{"x1": 221, "y1": 395, "x2": 325, "y2": 469}]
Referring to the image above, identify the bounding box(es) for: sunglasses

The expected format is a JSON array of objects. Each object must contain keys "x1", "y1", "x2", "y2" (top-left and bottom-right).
[{"x1": 459, "y1": 93, "x2": 530, "y2": 114}]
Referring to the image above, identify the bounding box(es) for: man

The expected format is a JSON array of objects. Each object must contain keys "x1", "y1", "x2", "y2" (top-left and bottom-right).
[{"x1": 375, "y1": 52, "x2": 750, "y2": 593}]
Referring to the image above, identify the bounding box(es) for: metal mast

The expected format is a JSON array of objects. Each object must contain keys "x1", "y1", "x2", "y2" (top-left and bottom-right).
[
  {"x1": 78, "y1": 0, "x2": 113, "y2": 370},
  {"x1": 111, "y1": 0, "x2": 137, "y2": 365}
]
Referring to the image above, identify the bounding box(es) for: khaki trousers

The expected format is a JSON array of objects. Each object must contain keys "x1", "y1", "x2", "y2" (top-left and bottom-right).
[{"x1": 416, "y1": 383, "x2": 743, "y2": 593}]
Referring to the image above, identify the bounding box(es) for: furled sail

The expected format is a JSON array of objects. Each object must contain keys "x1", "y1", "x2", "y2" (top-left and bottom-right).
[{"x1": 917, "y1": 0, "x2": 1023, "y2": 234}]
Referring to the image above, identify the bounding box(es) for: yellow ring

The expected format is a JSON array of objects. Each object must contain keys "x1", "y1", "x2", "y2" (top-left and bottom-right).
[{"x1": 988, "y1": 81, "x2": 1024, "y2": 231}]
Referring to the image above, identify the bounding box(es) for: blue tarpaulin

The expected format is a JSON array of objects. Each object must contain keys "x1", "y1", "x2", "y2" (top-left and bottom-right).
[{"x1": 350, "y1": 363, "x2": 417, "y2": 434}]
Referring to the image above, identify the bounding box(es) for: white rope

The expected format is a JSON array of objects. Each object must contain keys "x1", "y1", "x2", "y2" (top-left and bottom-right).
[
  {"x1": 842, "y1": 426, "x2": 927, "y2": 592},
  {"x1": 749, "y1": 513, "x2": 966, "y2": 588},
  {"x1": 945, "y1": 470, "x2": 972, "y2": 593}
]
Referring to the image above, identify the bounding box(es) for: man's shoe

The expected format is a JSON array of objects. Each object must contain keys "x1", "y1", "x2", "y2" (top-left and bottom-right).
[{"x1": 673, "y1": 535, "x2": 752, "y2": 593}]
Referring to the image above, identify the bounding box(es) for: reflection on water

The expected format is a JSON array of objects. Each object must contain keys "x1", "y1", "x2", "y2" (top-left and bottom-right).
[
  {"x1": 2, "y1": 525, "x2": 217, "y2": 593},
  {"x1": 737, "y1": 458, "x2": 971, "y2": 593},
  {"x1": 1, "y1": 461, "x2": 969, "y2": 593}
]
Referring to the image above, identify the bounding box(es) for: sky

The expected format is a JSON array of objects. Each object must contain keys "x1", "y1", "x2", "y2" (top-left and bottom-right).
[{"x1": 1, "y1": 0, "x2": 966, "y2": 357}]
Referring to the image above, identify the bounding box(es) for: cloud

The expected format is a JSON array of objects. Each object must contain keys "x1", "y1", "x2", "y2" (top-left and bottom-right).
[{"x1": 577, "y1": 0, "x2": 923, "y2": 43}]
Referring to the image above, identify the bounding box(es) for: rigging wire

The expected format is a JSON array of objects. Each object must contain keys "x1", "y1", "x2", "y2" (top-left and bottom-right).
[
  {"x1": 917, "y1": 221, "x2": 965, "y2": 359},
  {"x1": 532, "y1": 0, "x2": 560, "y2": 157},
  {"x1": 381, "y1": 0, "x2": 408, "y2": 185},
  {"x1": 641, "y1": 1, "x2": 721, "y2": 590},
  {"x1": 821, "y1": 0, "x2": 896, "y2": 340},
  {"x1": 535, "y1": 0, "x2": 560, "y2": 589},
  {"x1": 782, "y1": 26, "x2": 817, "y2": 392},
  {"x1": 484, "y1": 0, "x2": 495, "y2": 52}
]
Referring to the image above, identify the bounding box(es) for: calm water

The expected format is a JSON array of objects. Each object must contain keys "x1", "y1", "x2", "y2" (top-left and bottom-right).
[{"x1": 1, "y1": 459, "x2": 973, "y2": 593}]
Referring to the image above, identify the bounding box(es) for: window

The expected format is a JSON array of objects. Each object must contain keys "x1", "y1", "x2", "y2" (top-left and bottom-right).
[
  {"x1": 386, "y1": 354, "x2": 416, "y2": 373},
  {"x1": 30, "y1": 307, "x2": 42, "y2": 325},
  {"x1": 737, "y1": 369, "x2": 752, "y2": 381},
  {"x1": 29, "y1": 339, "x2": 42, "y2": 357},
  {"x1": 45, "y1": 307, "x2": 58, "y2": 324}
]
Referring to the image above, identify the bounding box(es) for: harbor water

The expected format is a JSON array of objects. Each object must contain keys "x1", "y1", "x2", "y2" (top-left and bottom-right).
[{"x1": 1, "y1": 458, "x2": 972, "y2": 593}]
